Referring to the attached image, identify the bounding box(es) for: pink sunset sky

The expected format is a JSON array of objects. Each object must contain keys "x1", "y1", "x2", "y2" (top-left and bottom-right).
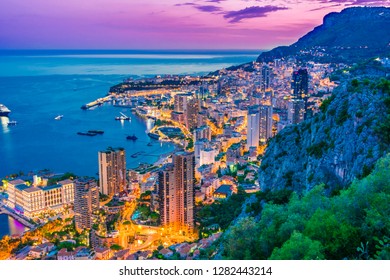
[{"x1": 0, "y1": 0, "x2": 388, "y2": 50}]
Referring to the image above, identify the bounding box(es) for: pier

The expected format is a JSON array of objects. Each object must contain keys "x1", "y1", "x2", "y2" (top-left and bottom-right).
[{"x1": 81, "y1": 96, "x2": 111, "y2": 110}]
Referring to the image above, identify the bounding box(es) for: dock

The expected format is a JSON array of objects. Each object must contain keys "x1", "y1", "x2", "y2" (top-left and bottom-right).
[{"x1": 81, "y1": 96, "x2": 111, "y2": 110}]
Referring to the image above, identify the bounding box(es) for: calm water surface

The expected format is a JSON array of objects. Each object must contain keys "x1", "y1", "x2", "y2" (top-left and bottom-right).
[
  {"x1": 0, "y1": 213, "x2": 28, "y2": 239},
  {"x1": 0, "y1": 50, "x2": 259, "y2": 177}
]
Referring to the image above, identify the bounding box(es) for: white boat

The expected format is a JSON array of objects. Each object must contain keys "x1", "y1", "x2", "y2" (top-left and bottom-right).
[
  {"x1": 54, "y1": 115, "x2": 63, "y2": 120},
  {"x1": 115, "y1": 112, "x2": 130, "y2": 121},
  {"x1": 7, "y1": 120, "x2": 17, "y2": 126},
  {"x1": 0, "y1": 104, "x2": 11, "y2": 117}
]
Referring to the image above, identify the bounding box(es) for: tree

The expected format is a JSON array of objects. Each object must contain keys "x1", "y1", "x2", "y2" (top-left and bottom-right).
[
  {"x1": 270, "y1": 231, "x2": 324, "y2": 260},
  {"x1": 110, "y1": 244, "x2": 123, "y2": 251},
  {"x1": 223, "y1": 217, "x2": 260, "y2": 259},
  {"x1": 304, "y1": 209, "x2": 359, "y2": 259}
]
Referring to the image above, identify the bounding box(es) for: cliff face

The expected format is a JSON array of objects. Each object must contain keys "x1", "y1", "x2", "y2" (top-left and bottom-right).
[
  {"x1": 257, "y1": 7, "x2": 390, "y2": 63},
  {"x1": 259, "y1": 73, "x2": 390, "y2": 193}
]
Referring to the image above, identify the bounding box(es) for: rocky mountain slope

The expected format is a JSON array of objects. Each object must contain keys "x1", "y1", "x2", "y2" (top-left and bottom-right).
[
  {"x1": 259, "y1": 65, "x2": 390, "y2": 193},
  {"x1": 257, "y1": 7, "x2": 390, "y2": 64}
]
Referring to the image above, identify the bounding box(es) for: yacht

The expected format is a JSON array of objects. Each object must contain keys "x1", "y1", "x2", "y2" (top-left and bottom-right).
[
  {"x1": 0, "y1": 104, "x2": 11, "y2": 117},
  {"x1": 7, "y1": 120, "x2": 17, "y2": 126}
]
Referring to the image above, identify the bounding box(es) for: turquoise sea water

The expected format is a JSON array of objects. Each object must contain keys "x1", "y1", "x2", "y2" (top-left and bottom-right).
[{"x1": 0, "y1": 50, "x2": 259, "y2": 178}]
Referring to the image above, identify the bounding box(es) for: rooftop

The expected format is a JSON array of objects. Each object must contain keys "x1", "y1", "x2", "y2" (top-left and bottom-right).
[
  {"x1": 23, "y1": 187, "x2": 41, "y2": 193},
  {"x1": 41, "y1": 184, "x2": 62, "y2": 191},
  {"x1": 8, "y1": 179, "x2": 26, "y2": 186},
  {"x1": 214, "y1": 185, "x2": 233, "y2": 196},
  {"x1": 15, "y1": 184, "x2": 30, "y2": 191},
  {"x1": 58, "y1": 179, "x2": 73, "y2": 185}
]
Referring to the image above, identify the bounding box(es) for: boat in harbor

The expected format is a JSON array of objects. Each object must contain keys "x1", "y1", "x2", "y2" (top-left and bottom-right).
[
  {"x1": 54, "y1": 115, "x2": 63, "y2": 120},
  {"x1": 88, "y1": 130, "x2": 104, "y2": 134},
  {"x1": 126, "y1": 134, "x2": 138, "y2": 141},
  {"x1": 77, "y1": 131, "x2": 98, "y2": 136},
  {"x1": 115, "y1": 112, "x2": 131, "y2": 121},
  {"x1": 148, "y1": 132, "x2": 160, "y2": 140},
  {"x1": 0, "y1": 104, "x2": 11, "y2": 117},
  {"x1": 7, "y1": 120, "x2": 17, "y2": 126}
]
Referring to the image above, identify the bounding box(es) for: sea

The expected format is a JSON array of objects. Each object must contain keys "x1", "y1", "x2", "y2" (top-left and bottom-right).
[
  {"x1": 0, "y1": 49, "x2": 259, "y2": 179},
  {"x1": 0, "y1": 214, "x2": 28, "y2": 238}
]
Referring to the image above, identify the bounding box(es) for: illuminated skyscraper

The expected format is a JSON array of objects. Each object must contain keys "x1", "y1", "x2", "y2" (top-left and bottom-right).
[
  {"x1": 292, "y1": 69, "x2": 309, "y2": 101},
  {"x1": 261, "y1": 65, "x2": 271, "y2": 92},
  {"x1": 259, "y1": 105, "x2": 273, "y2": 142},
  {"x1": 288, "y1": 99, "x2": 305, "y2": 124},
  {"x1": 98, "y1": 147, "x2": 127, "y2": 196},
  {"x1": 194, "y1": 125, "x2": 211, "y2": 142},
  {"x1": 247, "y1": 107, "x2": 260, "y2": 148},
  {"x1": 174, "y1": 92, "x2": 192, "y2": 113},
  {"x1": 158, "y1": 151, "x2": 195, "y2": 232},
  {"x1": 186, "y1": 98, "x2": 199, "y2": 130},
  {"x1": 74, "y1": 178, "x2": 99, "y2": 232},
  {"x1": 158, "y1": 164, "x2": 175, "y2": 228}
]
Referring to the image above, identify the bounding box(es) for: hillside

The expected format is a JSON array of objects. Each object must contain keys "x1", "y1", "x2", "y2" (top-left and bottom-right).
[
  {"x1": 257, "y1": 7, "x2": 390, "y2": 63},
  {"x1": 220, "y1": 154, "x2": 390, "y2": 260},
  {"x1": 259, "y1": 65, "x2": 390, "y2": 193}
]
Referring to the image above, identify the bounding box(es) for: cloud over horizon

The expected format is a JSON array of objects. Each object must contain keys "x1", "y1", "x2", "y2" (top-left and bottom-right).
[
  {"x1": 0, "y1": 0, "x2": 388, "y2": 49},
  {"x1": 224, "y1": 5, "x2": 289, "y2": 23},
  {"x1": 195, "y1": 5, "x2": 222, "y2": 12}
]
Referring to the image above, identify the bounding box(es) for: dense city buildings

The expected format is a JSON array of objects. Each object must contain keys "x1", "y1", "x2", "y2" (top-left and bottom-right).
[
  {"x1": 98, "y1": 147, "x2": 127, "y2": 196},
  {"x1": 194, "y1": 125, "x2": 212, "y2": 141},
  {"x1": 0, "y1": 45, "x2": 340, "y2": 262},
  {"x1": 74, "y1": 178, "x2": 99, "y2": 232},
  {"x1": 159, "y1": 151, "x2": 195, "y2": 233}
]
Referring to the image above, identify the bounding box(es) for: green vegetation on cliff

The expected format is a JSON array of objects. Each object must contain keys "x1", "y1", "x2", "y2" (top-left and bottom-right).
[{"x1": 222, "y1": 154, "x2": 390, "y2": 260}]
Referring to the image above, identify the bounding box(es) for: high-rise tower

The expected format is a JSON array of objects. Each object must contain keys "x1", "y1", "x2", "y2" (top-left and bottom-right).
[
  {"x1": 158, "y1": 151, "x2": 195, "y2": 233},
  {"x1": 74, "y1": 178, "x2": 99, "y2": 232},
  {"x1": 292, "y1": 69, "x2": 309, "y2": 100},
  {"x1": 98, "y1": 147, "x2": 127, "y2": 196},
  {"x1": 259, "y1": 105, "x2": 273, "y2": 142},
  {"x1": 247, "y1": 107, "x2": 260, "y2": 148}
]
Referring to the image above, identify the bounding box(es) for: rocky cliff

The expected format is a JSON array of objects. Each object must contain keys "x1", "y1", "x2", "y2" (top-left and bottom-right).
[{"x1": 259, "y1": 67, "x2": 390, "y2": 193}]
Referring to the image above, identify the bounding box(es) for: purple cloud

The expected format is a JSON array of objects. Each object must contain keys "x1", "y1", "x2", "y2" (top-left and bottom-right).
[
  {"x1": 195, "y1": 5, "x2": 222, "y2": 12},
  {"x1": 206, "y1": 0, "x2": 226, "y2": 3},
  {"x1": 224, "y1": 6, "x2": 289, "y2": 23},
  {"x1": 174, "y1": 2, "x2": 196, "y2": 6},
  {"x1": 309, "y1": 3, "x2": 342, "y2": 11}
]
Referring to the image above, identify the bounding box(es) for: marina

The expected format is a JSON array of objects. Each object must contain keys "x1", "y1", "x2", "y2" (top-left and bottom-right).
[{"x1": 0, "y1": 50, "x2": 255, "y2": 178}]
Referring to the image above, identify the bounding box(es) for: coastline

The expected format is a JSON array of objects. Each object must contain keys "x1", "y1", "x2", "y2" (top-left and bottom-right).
[{"x1": 0, "y1": 206, "x2": 34, "y2": 229}]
